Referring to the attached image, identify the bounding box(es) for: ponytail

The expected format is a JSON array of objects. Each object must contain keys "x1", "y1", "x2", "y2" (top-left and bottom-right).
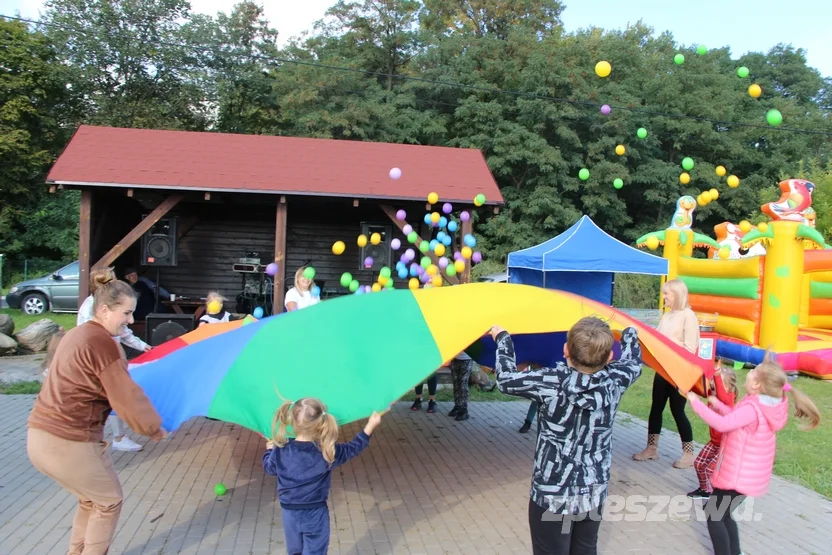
[
  {"x1": 755, "y1": 354, "x2": 820, "y2": 431},
  {"x1": 784, "y1": 384, "x2": 821, "y2": 431},
  {"x1": 272, "y1": 400, "x2": 294, "y2": 448},
  {"x1": 89, "y1": 266, "x2": 116, "y2": 294},
  {"x1": 317, "y1": 413, "x2": 339, "y2": 465},
  {"x1": 270, "y1": 397, "x2": 341, "y2": 464}
]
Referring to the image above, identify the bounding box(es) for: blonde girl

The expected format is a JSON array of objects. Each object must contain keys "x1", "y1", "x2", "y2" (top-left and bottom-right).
[
  {"x1": 687, "y1": 356, "x2": 820, "y2": 555},
  {"x1": 284, "y1": 266, "x2": 319, "y2": 312},
  {"x1": 262, "y1": 398, "x2": 382, "y2": 554},
  {"x1": 199, "y1": 291, "x2": 230, "y2": 326}
]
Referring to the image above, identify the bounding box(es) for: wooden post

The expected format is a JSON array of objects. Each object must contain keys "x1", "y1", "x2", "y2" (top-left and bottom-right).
[
  {"x1": 78, "y1": 190, "x2": 92, "y2": 305},
  {"x1": 92, "y1": 194, "x2": 184, "y2": 269},
  {"x1": 380, "y1": 204, "x2": 459, "y2": 285},
  {"x1": 461, "y1": 217, "x2": 473, "y2": 284},
  {"x1": 274, "y1": 196, "x2": 288, "y2": 313}
]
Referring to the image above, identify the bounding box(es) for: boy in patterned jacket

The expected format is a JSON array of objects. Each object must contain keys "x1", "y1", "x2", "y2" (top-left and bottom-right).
[{"x1": 489, "y1": 317, "x2": 642, "y2": 555}]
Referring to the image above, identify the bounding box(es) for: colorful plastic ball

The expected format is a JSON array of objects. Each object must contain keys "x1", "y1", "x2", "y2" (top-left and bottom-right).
[
  {"x1": 595, "y1": 61, "x2": 612, "y2": 78},
  {"x1": 419, "y1": 241, "x2": 430, "y2": 253},
  {"x1": 578, "y1": 168, "x2": 590, "y2": 181},
  {"x1": 407, "y1": 231, "x2": 418, "y2": 243},
  {"x1": 385, "y1": 279, "x2": 394, "y2": 290},
  {"x1": 613, "y1": 178, "x2": 624, "y2": 189},
  {"x1": 748, "y1": 84, "x2": 762, "y2": 98},
  {"x1": 332, "y1": 241, "x2": 346, "y2": 255},
  {"x1": 615, "y1": 145, "x2": 626, "y2": 156},
  {"x1": 454, "y1": 259, "x2": 466, "y2": 273},
  {"x1": 431, "y1": 275, "x2": 443, "y2": 287},
  {"x1": 680, "y1": 172, "x2": 691, "y2": 185},
  {"x1": 737, "y1": 66, "x2": 749, "y2": 78},
  {"x1": 370, "y1": 233, "x2": 381, "y2": 246},
  {"x1": 363, "y1": 257, "x2": 374, "y2": 268},
  {"x1": 404, "y1": 248, "x2": 415, "y2": 261},
  {"x1": 408, "y1": 278, "x2": 419, "y2": 290},
  {"x1": 448, "y1": 221, "x2": 459, "y2": 232},
  {"x1": 446, "y1": 264, "x2": 457, "y2": 277},
  {"x1": 354, "y1": 287, "x2": 364, "y2": 295},
  {"x1": 380, "y1": 267, "x2": 392, "y2": 279},
  {"x1": 302, "y1": 267, "x2": 316, "y2": 280},
  {"x1": 253, "y1": 306, "x2": 264, "y2": 318},
  {"x1": 682, "y1": 157, "x2": 694, "y2": 171},
  {"x1": 426, "y1": 264, "x2": 438, "y2": 276},
  {"x1": 409, "y1": 264, "x2": 419, "y2": 277},
  {"x1": 637, "y1": 128, "x2": 648, "y2": 139},
  {"x1": 646, "y1": 236, "x2": 660, "y2": 251},
  {"x1": 214, "y1": 483, "x2": 227, "y2": 496},
  {"x1": 429, "y1": 239, "x2": 439, "y2": 251},
  {"x1": 389, "y1": 167, "x2": 402, "y2": 180},
  {"x1": 208, "y1": 300, "x2": 222, "y2": 314},
  {"x1": 461, "y1": 246, "x2": 473, "y2": 259},
  {"x1": 727, "y1": 175, "x2": 740, "y2": 188},
  {"x1": 265, "y1": 262, "x2": 278, "y2": 276},
  {"x1": 428, "y1": 192, "x2": 439, "y2": 204},
  {"x1": 340, "y1": 272, "x2": 353, "y2": 287},
  {"x1": 460, "y1": 211, "x2": 471, "y2": 222},
  {"x1": 423, "y1": 213, "x2": 432, "y2": 225},
  {"x1": 472, "y1": 251, "x2": 483, "y2": 263},
  {"x1": 463, "y1": 234, "x2": 477, "y2": 248},
  {"x1": 601, "y1": 104, "x2": 611, "y2": 115},
  {"x1": 442, "y1": 203, "x2": 453, "y2": 214},
  {"x1": 420, "y1": 256, "x2": 432, "y2": 269},
  {"x1": 766, "y1": 109, "x2": 783, "y2": 127},
  {"x1": 757, "y1": 222, "x2": 769, "y2": 232},
  {"x1": 697, "y1": 45, "x2": 707, "y2": 55},
  {"x1": 420, "y1": 272, "x2": 430, "y2": 283},
  {"x1": 429, "y1": 212, "x2": 440, "y2": 224},
  {"x1": 716, "y1": 165, "x2": 727, "y2": 177},
  {"x1": 709, "y1": 188, "x2": 719, "y2": 200},
  {"x1": 441, "y1": 235, "x2": 452, "y2": 246},
  {"x1": 396, "y1": 209, "x2": 407, "y2": 220},
  {"x1": 438, "y1": 216, "x2": 447, "y2": 228},
  {"x1": 438, "y1": 257, "x2": 449, "y2": 269},
  {"x1": 434, "y1": 243, "x2": 446, "y2": 257},
  {"x1": 453, "y1": 251, "x2": 462, "y2": 261},
  {"x1": 349, "y1": 280, "x2": 359, "y2": 292},
  {"x1": 357, "y1": 234, "x2": 368, "y2": 247},
  {"x1": 371, "y1": 283, "x2": 381, "y2": 293},
  {"x1": 391, "y1": 238, "x2": 401, "y2": 250},
  {"x1": 674, "y1": 54, "x2": 685, "y2": 65},
  {"x1": 378, "y1": 275, "x2": 388, "y2": 286},
  {"x1": 718, "y1": 246, "x2": 731, "y2": 259},
  {"x1": 403, "y1": 224, "x2": 413, "y2": 235},
  {"x1": 739, "y1": 220, "x2": 752, "y2": 233},
  {"x1": 697, "y1": 194, "x2": 708, "y2": 207}
]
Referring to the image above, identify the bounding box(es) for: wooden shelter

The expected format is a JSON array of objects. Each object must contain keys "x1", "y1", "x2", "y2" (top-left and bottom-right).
[{"x1": 46, "y1": 125, "x2": 503, "y2": 318}]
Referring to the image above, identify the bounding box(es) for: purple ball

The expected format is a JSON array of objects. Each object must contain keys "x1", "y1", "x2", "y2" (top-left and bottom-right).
[
  {"x1": 472, "y1": 251, "x2": 483, "y2": 263},
  {"x1": 265, "y1": 262, "x2": 278, "y2": 276},
  {"x1": 364, "y1": 285, "x2": 372, "y2": 293},
  {"x1": 460, "y1": 211, "x2": 470, "y2": 222},
  {"x1": 389, "y1": 167, "x2": 402, "y2": 180},
  {"x1": 396, "y1": 209, "x2": 406, "y2": 221},
  {"x1": 438, "y1": 257, "x2": 449, "y2": 269},
  {"x1": 442, "y1": 203, "x2": 453, "y2": 214},
  {"x1": 403, "y1": 224, "x2": 413, "y2": 235},
  {"x1": 601, "y1": 104, "x2": 611, "y2": 115},
  {"x1": 364, "y1": 256, "x2": 374, "y2": 268},
  {"x1": 405, "y1": 248, "x2": 415, "y2": 261},
  {"x1": 420, "y1": 273, "x2": 430, "y2": 283},
  {"x1": 453, "y1": 251, "x2": 462, "y2": 261},
  {"x1": 391, "y1": 238, "x2": 401, "y2": 250}
]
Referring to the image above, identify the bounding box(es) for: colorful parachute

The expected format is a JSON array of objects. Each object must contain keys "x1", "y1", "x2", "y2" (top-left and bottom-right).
[{"x1": 129, "y1": 283, "x2": 712, "y2": 438}]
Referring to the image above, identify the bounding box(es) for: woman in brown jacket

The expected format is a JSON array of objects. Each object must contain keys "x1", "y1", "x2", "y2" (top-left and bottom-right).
[{"x1": 27, "y1": 280, "x2": 167, "y2": 555}]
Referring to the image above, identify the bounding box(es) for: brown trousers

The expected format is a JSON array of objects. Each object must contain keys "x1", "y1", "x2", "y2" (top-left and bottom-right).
[{"x1": 27, "y1": 428, "x2": 124, "y2": 555}]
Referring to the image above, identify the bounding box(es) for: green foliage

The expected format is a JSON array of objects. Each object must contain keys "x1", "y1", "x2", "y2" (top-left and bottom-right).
[
  {"x1": 612, "y1": 273, "x2": 661, "y2": 309},
  {"x1": 0, "y1": 381, "x2": 43, "y2": 395}
]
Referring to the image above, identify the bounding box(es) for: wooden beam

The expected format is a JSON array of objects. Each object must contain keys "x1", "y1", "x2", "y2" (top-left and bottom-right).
[
  {"x1": 460, "y1": 218, "x2": 473, "y2": 284},
  {"x1": 78, "y1": 190, "x2": 92, "y2": 305},
  {"x1": 92, "y1": 194, "x2": 184, "y2": 269},
  {"x1": 274, "y1": 196, "x2": 288, "y2": 312},
  {"x1": 380, "y1": 204, "x2": 458, "y2": 285}
]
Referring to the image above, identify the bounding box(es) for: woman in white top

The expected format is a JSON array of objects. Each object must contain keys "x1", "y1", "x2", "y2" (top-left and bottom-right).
[
  {"x1": 284, "y1": 266, "x2": 320, "y2": 312},
  {"x1": 77, "y1": 267, "x2": 150, "y2": 452}
]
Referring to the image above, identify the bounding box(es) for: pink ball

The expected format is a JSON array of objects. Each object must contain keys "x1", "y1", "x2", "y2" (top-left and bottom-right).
[
  {"x1": 403, "y1": 224, "x2": 413, "y2": 235},
  {"x1": 391, "y1": 238, "x2": 401, "y2": 250},
  {"x1": 438, "y1": 257, "x2": 449, "y2": 269},
  {"x1": 472, "y1": 251, "x2": 482, "y2": 263},
  {"x1": 265, "y1": 263, "x2": 278, "y2": 276},
  {"x1": 442, "y1": 203, "x2": 453, "y2": 214},
  {"x1": 389, "y1": 167, "x2": 402, "y2": 180},
  {"x1": 601, "y1": 104, "x2": 611, "y2": 115},
  {"x1": 460, "y1": 211, "x2": 470, "y2": 222},
  {"x1": 396, "y1": 209, "x2": 406, "y2": 220}
]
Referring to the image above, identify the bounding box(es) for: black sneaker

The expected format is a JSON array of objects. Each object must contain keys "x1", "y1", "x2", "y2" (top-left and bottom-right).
[
  {"x1": 687, "y1": 488, "x2": 710, "y2": 499},
  {"x1": 455, "y1": 409, "x2": 469, "y2": 421},
  {"x1": 519, "y1": 420, "x2": 532, "y2": 434},
  {"x1": 448, "y1": 405, "x2": 461, "y2": 417},
  {"x1": 410, "y1": 399, "x2": 422, "y2": 411},
  {"x1": 426, "y1": 400, "x2": 437, "y2": 414}
]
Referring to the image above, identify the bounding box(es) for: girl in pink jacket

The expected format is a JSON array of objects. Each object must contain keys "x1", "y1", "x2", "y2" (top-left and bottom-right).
[{"x1": 686, "y1": 356, "x2": 820, "y2": 555}]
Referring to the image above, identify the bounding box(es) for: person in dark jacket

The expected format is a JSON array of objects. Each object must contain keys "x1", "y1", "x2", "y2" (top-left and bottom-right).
[
  {"x1": 262, "y1": 398, "x2": 383, "y2": 555},
  {"x1": 489, "y1": 318, "x2": 643, "y2": 555},
  {"x1": 124, "y1": 268, "x2": 156, "y2": 321}
]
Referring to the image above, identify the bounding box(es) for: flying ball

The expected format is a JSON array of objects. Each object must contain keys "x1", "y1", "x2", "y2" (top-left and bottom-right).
[
  {"x1": 398, "y1": 268, "x2": 408, "y2": 279},
  {"x1": 340, "y1": 272, "x2": 353, "y2": 287},
  {"x1": 403, "y1": 224, "x2": 413, "y2": 235},
  {"x1": 615, "y1": 144, "x2": 626, "y2": 156},
  {"x1": 446, "y1": 264, "x2": 457, "y2": 277},
  {"x1": 396, "y1": 209, "x2": 407, "y2": 220},
  {"x1": 472, "y1": 251, "x2": 482, "y2": 263},
  {"x1": 739, "y1": 220, "x2": 752, "y2": 233},
  {"x1": 364, "y1": 257, "x2": 374, "y2": 268},
  {"x1": 423, "y1": 213, "x2": 432, "y2": 225},
  {"x1": 438, "y1": 257, "x2": 449, "y2": 269},
  {"x1": 682, "y1": 157, "x2": 694, "y2": 171},
  {"x1": 595, "y1": 61, "x2": 612, "y2": 78},
  {"x1": 438, "y1": 216, "x2": 448, "y2": 228},
  {"x1": 716, "y1": 165, "x2": 727, "y2": 177},
  {"x1": 463, "y1": 234, "x2": 477, "y2": 248},
  {"x1": 408, "y1": 278, "x2": 419, "y2": 290},
  {"x1": 447, "y1": 221, "x2": 459, "y2": 232},
  {"x1": 737, "y1": 66, "x2": 749, "y2": 78},
  {"x1": 265, "y1": 262, "x2": 278, "y2": 276},
  {"x1": 579, "y1": 168, "x2": 590, "y2": 181},
  {"x1": 431, "y1": 275, "x2": 443, "y2": 288},
  {"x1": 646, "y1": 236, "x2": 660, "y2": 251},
  {"x1": 680, "y1": 172, "x2": 691, "y2": 185},
  {"x1": 357, "y1": 234, "x2": 368, "y2": 247},
  {"x1": 748, "y1": 84, "x2": 762, "y2": 98},
  {"x1": 601, "y1": 104, "x2": 611, "y2": 115},
  {"x1": 370, "y1": 233, "x2": 381, "y2": 245},
  {"x1": 709, "y1": 188, "x2": 719, "y2": 200},
  {"x1": 727, "y1": 175, "x2": 740, "y2": 188},
  {"x1": 407, "y1": 231, "x2": 418, "y2": 243},
  {"x1": 378, "y1": 275, "x2": 388, "y2": 286},
  {"x1": 332, "y1": 241, "x2": 346, "y2": 255},
  {"x1": 420, "y1": 256, "x2": 432, "y2": 269},
  {"x1": 474, "y1": 193, "x2": 486, "y2": 206},
  {"x1": 404, "y1": 248, "x2": 415, "y2": 261},
  {"x1": 434, "y1": 243, "x2": 446, "y2": 257},
  {"x1": 718, "y1": 246, "x2": 731, "y2": 259},
  {"x1": 389, "y1": 167, "x2": 402, "y2": 180},
  {"x1": 766, "y1": 109, "x2": 783, "y2": 127},
  {"x1": 349, "y1": 280, "x2": 359, "y2": 293},
  {"x1": 697, "y1": 45, "x2": 707, "y2": 55},
  {"x1": 454, "y1": 260, "x2": 466, "y2": 273},
  {"x1": 757, "y1": 222, "x2": 769, "y2": 232},
  {"x1": 207, "y1": 300, "x2": 222, "y2": 314},
  {"x1": 426, "y1": 264, "x2": 438, "y2": 276},
  {"x1": 613, "y1": 178, "x2": 624, "y2": 189},
  {"x1": 380, "y1": 267, "x2": 392, "y2": 279},
  {"x1": 637, "y1": 127, "x2": 648, "y2": 139},
  {"x1": 442, "y1": 203, "x2": 453, "y2": 214},
  {"x1": 253, "y1": 306, "x2": 264, "y2": 318},
  {"x1": 302, "y1": 267, "x2": 316, "y2": 280},
  {"x1": 391, "y1": 238, "x2": 401, "y2": 250},
  {"x1": 460, "y1": 211, "x2": 471, "y2": 222},
  {"x1": 428, "y1": 192, "x2": 439, "y2": 204},
  {"x1": 371, "y1": 283, "x2": 381, "y2": 293},
  {"x1": 674, "y1": 54, "x2": 685, "y2": 65},
  {"x1": 461, "y1": 246, "x2": 473, "y2": 259}
]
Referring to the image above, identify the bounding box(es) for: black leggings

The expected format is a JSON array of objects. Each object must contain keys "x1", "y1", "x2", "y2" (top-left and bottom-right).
[
  {"x1": 528, "y1": 499, "x2": 602, "y2": 555},
  {"x1": 705, "y1": 488, "x2": 746, "y2": 555},
  {"x1": 415, "y1": 374, "x2": 438, "y2": 396},
  {"x1": 648, "y1": 374, "x2": 693, "y2": 442}
]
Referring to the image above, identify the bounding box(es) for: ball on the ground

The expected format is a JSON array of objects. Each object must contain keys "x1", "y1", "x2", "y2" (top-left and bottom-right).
[{"x1": 214, "y1": 483, "x2": 227, "y2": 496}]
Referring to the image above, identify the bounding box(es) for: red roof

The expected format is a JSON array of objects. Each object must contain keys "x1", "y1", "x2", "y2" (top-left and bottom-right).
[{"x1": 47, "y1": 125, "x2": 503, "y2": 205}]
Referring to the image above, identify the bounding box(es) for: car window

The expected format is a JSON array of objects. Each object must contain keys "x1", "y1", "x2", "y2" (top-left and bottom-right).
[{"x1": 58, "y1": 262, "x2": 80, "y2": 280}]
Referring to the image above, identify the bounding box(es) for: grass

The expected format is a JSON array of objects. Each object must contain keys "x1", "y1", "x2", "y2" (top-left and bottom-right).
[
  {"x1": 0, "y1": 380, "x2": 42, "y2": 394},
  {"x1": 619, "y1": 366, "x2": 832, "y2": 499},
  {"x1": 399, "y1": 385, "x2": 523, "y2": 403},
  {"x1": 0, "y1": 308, "x2": 77, "y2": 333}
]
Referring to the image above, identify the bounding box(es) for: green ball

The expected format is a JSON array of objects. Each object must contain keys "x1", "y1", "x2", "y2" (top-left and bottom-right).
[
  {"x1": 418, "y1": 240, "x2": 430, "y2": 253},
  {"x1": 637, "y1": 127, "x2": 648, "y2": 139},
  {"x1": 766, "y1": 109, "x2": 783, "y2": 127},
  {"x1": 475, "y1": 193, "x2": 486, "y2": 205},
  {"x1": 737, "y1": 66, "x2": 749, "y2": 78},
  {"x1": 214, "y1": 483, "x2": 227, "y2": 496},
  {"x1": 349, "y1": 280, "x2": 359, "y2": 292},
  {"x1": 613, "y1": 178, "x2": 624, "y2": 189},
  {"x1": 340, "y1": 272, "x2": 353, "y2": 288},
  {"x1": 302, "y1": 266, "x2": 316, "y2": 280},
  {"x1": 385, "y1": 279, "x2": 394, "y2": 289},
  {"x1": 674, "y1": 54, "x2": 685, "y2": 65},
  {"x1": 446, "y1": 265, "x2": 457, "y2": 277},
  {"x1": 420, "y1": 256, "x2": 432, "y2": 269},
  {"x1": 697, "y1": 45, "x2": 707, "y2": 55},
  {"x1": 578, "y1": 168, "x2": 590, "y2": 181},
  {"x1": 682, "y1": 157, "x2": 694, "y2": 171},
  {"x1": 379, "y1": 266, "x2": 391, "y2": 279},
  {"x1": 407, "y1": 231, "x2": 418, "y2": 243}
]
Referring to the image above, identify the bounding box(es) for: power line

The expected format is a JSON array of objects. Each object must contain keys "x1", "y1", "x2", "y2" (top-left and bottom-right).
[{"x1": 4, "y1": 13, "x2": 832, "y2": 138}]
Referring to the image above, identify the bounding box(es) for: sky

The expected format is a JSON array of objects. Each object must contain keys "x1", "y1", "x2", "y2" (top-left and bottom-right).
[{"x1": 1, "y1": 0, "x2": 830, "y2": 77}]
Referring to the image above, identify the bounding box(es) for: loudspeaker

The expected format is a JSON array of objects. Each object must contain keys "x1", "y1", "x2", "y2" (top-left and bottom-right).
[
  {"x1": 141, "y1": 217, "x2": 178, "y2": 267},
  {"x1": 145, "y1": 313, "x2": 195, "y2": 346},
  {"x1": 359, "y1": 222, "x2": 391, "y2": 271}
]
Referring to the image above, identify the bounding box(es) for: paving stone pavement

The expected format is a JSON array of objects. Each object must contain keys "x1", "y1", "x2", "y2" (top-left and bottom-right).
[{"x1": 1, "y1": 396, "x2": 830, "y2": 554}]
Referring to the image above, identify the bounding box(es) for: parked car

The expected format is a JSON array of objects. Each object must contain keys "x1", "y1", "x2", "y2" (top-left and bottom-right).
[
  {"x1": 5, "y1": 261, "x2": 80, "y2": 315},
  {"x1": 476, "y1": 272, "x2": 508, "y2": 283}
]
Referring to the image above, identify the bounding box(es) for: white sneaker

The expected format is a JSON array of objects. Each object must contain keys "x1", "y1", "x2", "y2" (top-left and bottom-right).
[{"x1": 112, "y1": 437, "x2": 143, "y2": 452}]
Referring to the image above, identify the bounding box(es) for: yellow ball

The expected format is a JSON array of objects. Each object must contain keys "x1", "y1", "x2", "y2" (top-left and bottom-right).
[
  {"x1": 428, "y1": 192, "x2": 439, "y2": 204},
  {"x1": 709, "y1": 188, "x2": 719, "y2": 200},
  {"x1": 757, "y1": 222, "x2": 769, "y2": 232},
  {"x1": 727, "y1": 175, "x2": 740, "y2": 188},
  {"x1": 434, "y1": 243, "x2": 446, "y2": 257},
  {"x1": 207, "y1": 300, "x2": 222, "y2": 314},
  {"x1": 748, "y1": 84, "x2": 762, "y2": 98},
  {"x1": 718, "y1": 246, "x2": 731, "y2": 259},
  {"x1": 646, "y1": 236, "x2": 660, "y2": 251},
  {"x1": 461, "y1": 246, "x2": 473, "y2": 259},
  {"x1": 426, "y1": 264, "x2": 438, "y2": 276},
  {"x1": 408, "y1": 278, "x2": 419, "y2": 290},
  {"x1": 615, "y1": 144, "x2": 626, "y2": 156},
  {"x1": 430, "y1": 212, "x2": 440, "y2": 224},
  {"x1": 357, "y1": 234, "x2": 368, "y2": 247},
  {"x1": 680, "y1": 172, "x2": 691, "y2": 184},
  {"x1": 716, "y1": 165, "x2": 727, "y2": 177},
  {"x1": 454, "y1": 260, "x2": 466, "y2": 273},
  {"x1": 332, "y1": 241, "x2": 346, "y2": 255},
  {"x1": 739, "y1": 220, "x2": 752, "y2": 233},
  {"x1": 378, "y1": 275, "x2": 388, "y2": 286},
  {"x1": 371, "y1": 283, "x2": 382, "y2": 293},
  {"x1": 370, "y1": 233, "x2": 381, "y2": 245},
  {"x1": 697, "y1": 194, "x2": 708, "y2": 207},
  {"x1": 431, "y1": 275, "x2": 443, "y2": 288},
  {"x1": 595, "y1": 60, "x2": 612, "y2": 78}
]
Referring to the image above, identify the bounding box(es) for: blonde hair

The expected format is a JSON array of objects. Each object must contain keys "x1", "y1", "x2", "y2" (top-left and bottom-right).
[
  {"x1": 90, "y1": 267, "x2": 116, "y2": 294},
  {"x1": 663, "y1": 279, "x2": 690, "y2": 311},
  {"x1": 566, "y1": 317, "x2": 614, "y2": 373},
  {"x1": 206, "y1": 291, "x2": 227, "y2": 310},
  {"x1": 754, "y1": 354, "x2": 820, "y2": 431},
  {"x1": 294, "y1": 267, "x2": 314, "y2": 292},
  {"x1": 272, "y1": 398, "x2": 339, "y2": 464},
  {"x1": 718, "y1": 366, "x2": 739, "y2": 399},
  {"x1": 93, "y1": 280, "x2": 136, "y2": 313}
]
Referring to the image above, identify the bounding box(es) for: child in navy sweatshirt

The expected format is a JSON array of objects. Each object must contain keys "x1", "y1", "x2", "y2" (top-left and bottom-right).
[{"x1": 262, "y1": 398, "x2": 383, "y2": 555}]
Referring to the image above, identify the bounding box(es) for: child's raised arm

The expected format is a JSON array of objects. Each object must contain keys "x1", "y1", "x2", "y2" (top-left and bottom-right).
[
  {"x1": 687, "y1": 393, "x2": 756, "y2": 432},
  {"x1": 489, "y1": 327, "x2": 551, "y2": 403},
  {"x1": 609, "y1": 327, "x2": 643, "y2": 388}
]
